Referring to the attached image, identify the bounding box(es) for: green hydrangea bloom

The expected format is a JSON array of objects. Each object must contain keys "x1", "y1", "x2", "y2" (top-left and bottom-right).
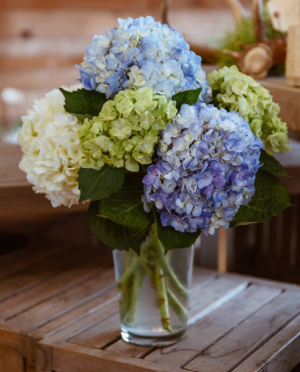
[
  {"x1": 207, "y1": 66, "x2": 291, "y2": 155},
  {"x1": 77, "y1": 88, "x2": 177, "y2": 172}
]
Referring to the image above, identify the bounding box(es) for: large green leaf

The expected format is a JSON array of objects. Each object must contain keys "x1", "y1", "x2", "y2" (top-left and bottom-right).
[
  {"x1": 230, "y1": 170, "x2": 291, "y2": 227},
  {"x1": 88, "y1": 201, "x2": 142, "y2": 254},
  {"x1": 260, "y1": 149, "x2": 290, "y2": 177},
  {"x1": 172, "y1": 88, "x2": 202, "y2": 110},
  {"x1": 78, "y1": 165, "x2": 125, "y2": 202},
  {"x1": 153, "y1": 209, "x2": 200, "y2": 253},
  {"x1": 59, "y1": 88, "x2": 107, "y2": 118},
  {"x1": 99, "y1": 173, "x2": 154, "y2": 239}
]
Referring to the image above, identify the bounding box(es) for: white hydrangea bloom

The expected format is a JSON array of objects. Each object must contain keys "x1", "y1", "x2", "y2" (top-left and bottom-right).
[{"x1": 18, "y1": 85, "x2": 83, "y2": 207}]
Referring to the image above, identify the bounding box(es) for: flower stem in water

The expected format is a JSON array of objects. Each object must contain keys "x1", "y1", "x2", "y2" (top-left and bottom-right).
[{"x1": 154, "y1": 259, "x2": 172, "y2": 332}]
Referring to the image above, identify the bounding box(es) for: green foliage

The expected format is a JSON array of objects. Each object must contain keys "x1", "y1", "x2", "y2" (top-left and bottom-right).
[
  {"x1": 153, "y1": 209, "x2": 200, "y2": 253},
  {"x1": 88, "y1": 201, "x2": 142, "y2": 254},
  {"x1": 230, "y1": 170, "x2": 291, "y2": 227},
  {"x1": 172, "y1": 88, "x2": 202, "y2": 110},
  {"x1": 260, "y1": 149, "x2": 290, "y2": 177},
  {"x1": 59, "y1": 88, "x2": 107, "y2": 118},
  {"x1": 99, "y1": 172, "x2": 154, "y2": 240},
  {"x1": 78, "y1": 165, "x2": 125, "y2": 202}
]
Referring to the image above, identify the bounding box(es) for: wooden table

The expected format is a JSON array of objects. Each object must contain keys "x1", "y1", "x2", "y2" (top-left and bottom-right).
[{"x1": 0, "y1": 243, "x2": 300, "y2": 372}]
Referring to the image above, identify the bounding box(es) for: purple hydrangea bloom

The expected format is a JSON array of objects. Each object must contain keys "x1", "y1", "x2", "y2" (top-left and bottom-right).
[
  {"x1": 142, "y1": 103, "x2": 263, "y2": 235},
  {"x1": 76, "y1": 16, "x2": 208, "y2": 100}
]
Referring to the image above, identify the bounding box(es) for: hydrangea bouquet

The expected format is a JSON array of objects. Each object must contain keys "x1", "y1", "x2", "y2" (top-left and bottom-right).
[{"x1": 19, "y1": 16, "x2": 291, "y2": 345}]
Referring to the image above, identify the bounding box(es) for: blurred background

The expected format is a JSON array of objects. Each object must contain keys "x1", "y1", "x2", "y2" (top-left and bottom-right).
[{"x1": 1, "y1": 0, "x2": 300, "y2": 284}]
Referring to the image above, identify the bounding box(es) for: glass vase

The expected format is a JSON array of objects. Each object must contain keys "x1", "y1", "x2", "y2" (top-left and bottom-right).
[{"x1": 113, "y1": 224, "x2": 194, "y2": 347}]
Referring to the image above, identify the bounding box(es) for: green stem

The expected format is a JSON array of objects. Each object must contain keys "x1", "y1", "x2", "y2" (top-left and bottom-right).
[
  {"x1": 119, "y1": 276, "x2": 132, "y2": 323},
  {"x1": 118, "y1": 258, "x2": 139, "y2": 290},
  {"x1": 156, "y1": 240, "x2": 189, "y2": 299},
  {"x1": 154, "y1": 259, "x2": 172, "y2": 332},
  {"x1": 127, "y1": 267, "x2": 144, "y2": 323},
  {"x1": 167, "y1": 289, "x2": 188, "y2": 322}
]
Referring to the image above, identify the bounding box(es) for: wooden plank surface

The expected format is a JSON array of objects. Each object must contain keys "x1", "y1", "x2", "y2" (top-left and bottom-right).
[
  {"x1": 232, "y1": 314, "x2": 300, "y2": 372},
  {"x1": 0, "y1": 245, "x2": 95, "y2": 303},
  {"x1": 188, "y1": 277, "x2": 248, "y2": 325},
  {"x1": 0, "y1": 256, "x2": 112, "y2": 322},
  {"x1": 1, "y1": 241, "x2": 300, "y2": 372},
  {"x1": 145, "y1": 285, "x2": 281, "y2": 367},
  {"x1": 51, "y1": 342, "x2": 183, "y2": 372},
  {"x1": 0, "y1": 241, "x2": 69, "y2": 280},
  {"x1": 185, "y1": 291, "x2": 300, "y2": 371}
]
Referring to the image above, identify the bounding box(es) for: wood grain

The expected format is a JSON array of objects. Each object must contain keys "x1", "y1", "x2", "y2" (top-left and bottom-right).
[
  {"x1": 105, "y1": 339, "x2": 152, "y2": 359},
  {"x1": 188, "y1": 277, "x2": 248, "y2": 325},
  {"x1": 4, "y1": 263, "x2": 114, "y2": 324},
  {"x1": 0, "y1": 351, "x2": 24, "y2": 372},
  {"x1": 0, "y1": 241, "x2": 69, "y2": 281},
  {"x1": 185, "y1": 291, "x2": 300, "y2": 371},
  {"x1": 69, "y1": 312, "x2": 120, "y2": 349},
  {"x1": 217, "y1": 228, "x2": 227, "y2": 273},
  {"x1": 145, "y1": 285, "x2": 281, "y2": 367},
  {"x1": 32, "y1": 286, "x2": 117, "y2": 339},
  {"x1": 286, "y1": 25, "x2": 300, "y2": 87},
  {"x1": 0, "y1": 245, "x2": 94, "y2": 304},
  {"x1": 232, "y1": 314, "x2": 300, "y2": 372},
  {"x1": 52, "y1": 342, "x2": 183, "y2": 372}
]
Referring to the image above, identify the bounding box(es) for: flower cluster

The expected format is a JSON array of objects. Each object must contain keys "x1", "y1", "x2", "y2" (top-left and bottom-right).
[
  {"x1": 76, "y1": 16, "x2": 208, "y2": 100},
  {"x1": 77, "y1": 87, "x2": 177, "y2": 172},
  {"x1": 207, "y1": 66, "x2": 291, "y2": 155},
  {"x1": 18, "y1": 86, "x2": 83, "y2": 207},
  {"x1": 142, "y1": 103, "x2": 263, "y2": 234}
]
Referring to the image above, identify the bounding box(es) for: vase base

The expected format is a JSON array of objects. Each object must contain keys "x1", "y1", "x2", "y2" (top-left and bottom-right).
[{"x1": 121, "y1": 328, "x2": 185, "y2": 347}]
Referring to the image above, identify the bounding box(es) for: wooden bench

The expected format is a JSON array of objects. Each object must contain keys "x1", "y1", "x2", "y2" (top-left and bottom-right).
[{"x1": 0, "y1": 242, "x2": 299, "y2": 372}]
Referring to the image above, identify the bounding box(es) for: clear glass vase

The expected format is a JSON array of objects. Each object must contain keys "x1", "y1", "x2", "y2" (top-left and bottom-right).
[{"x1": 113, "y1": 224, "x2": 194, "y2": 347}]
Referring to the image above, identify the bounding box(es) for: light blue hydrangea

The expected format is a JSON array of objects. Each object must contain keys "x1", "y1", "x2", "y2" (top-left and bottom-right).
[
  {"x1": 76, "y1": 16, "x2": 208, "y2": 100},
  {"x1": 142, "y1": 103, "x2": 263, "y2": 235}
]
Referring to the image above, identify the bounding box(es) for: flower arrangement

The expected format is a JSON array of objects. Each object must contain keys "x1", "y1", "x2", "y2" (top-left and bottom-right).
[{"x1": 19, "y1": 16, "x2": 291, "y2": 341}]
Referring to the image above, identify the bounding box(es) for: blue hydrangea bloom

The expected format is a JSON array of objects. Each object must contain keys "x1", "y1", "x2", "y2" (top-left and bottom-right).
[
  {"x1": 76, "y1": 16, "x2": 208, "y2": 100},
  {"x1": 142, "y1": 103, "x2": 263, "y2": 235}
]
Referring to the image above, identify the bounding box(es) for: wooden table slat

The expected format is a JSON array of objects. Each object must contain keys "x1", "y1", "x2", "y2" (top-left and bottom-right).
[
  {"x1": 0, "y1": 245, "x2": 98, "y2": 304},
  {"x1": 0, "y1": 256, "x2": 111, "y2": 325},
  {"x1": 0, "y1": 243, "x2": 299, "y2": 372},
  {"x1": 32, "y1": 286, "x2": 117, "y2": 340},
  {"x1": 51, "y1": 342, "x2": 182, "y2": 372},
  {"x1": 188, "y1": 277, "x2": 248, "y2": 326},
  {"x1": 9, "y1": 264, "x2": 115, "y2": 328},
  {"x1": 0, "y1": 242, "x2": 70, "y2": 281},
  {"x1": 184, "y1": 291, "x2": 300, "y2": 371},
  {"x1": 145, "y1": 285, "x2": 281, "y2": 367},
  {"x1": 232, "y1": 314, "x2": 300, "y2": 372}
]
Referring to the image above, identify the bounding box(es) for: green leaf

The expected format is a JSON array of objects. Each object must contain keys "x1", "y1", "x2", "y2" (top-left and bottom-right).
[
  {"x1": 230, "y1": 170, "x2": 291, "y2": 227},
  {"x1": 88, "y1": 201, "x2": 141, "y2": 254},
  {"x1": 260, "y1": 149, "x2": 290, "y2": 177},
  {"x1": 78, "y1": 165, "x2": 125, "y2": 202},
  {"x1": 99, "y1": 172, "x2": 154, "y2": 239},
  {"x1": 172, "y1": 88, "x2": 202, "y2": 110},
  {"x1": 153, "y1": 209, "x2": 200, "y2": 253},
  {"x1": 59, "y1": 88, "x2": 107, "y2": 117}
]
